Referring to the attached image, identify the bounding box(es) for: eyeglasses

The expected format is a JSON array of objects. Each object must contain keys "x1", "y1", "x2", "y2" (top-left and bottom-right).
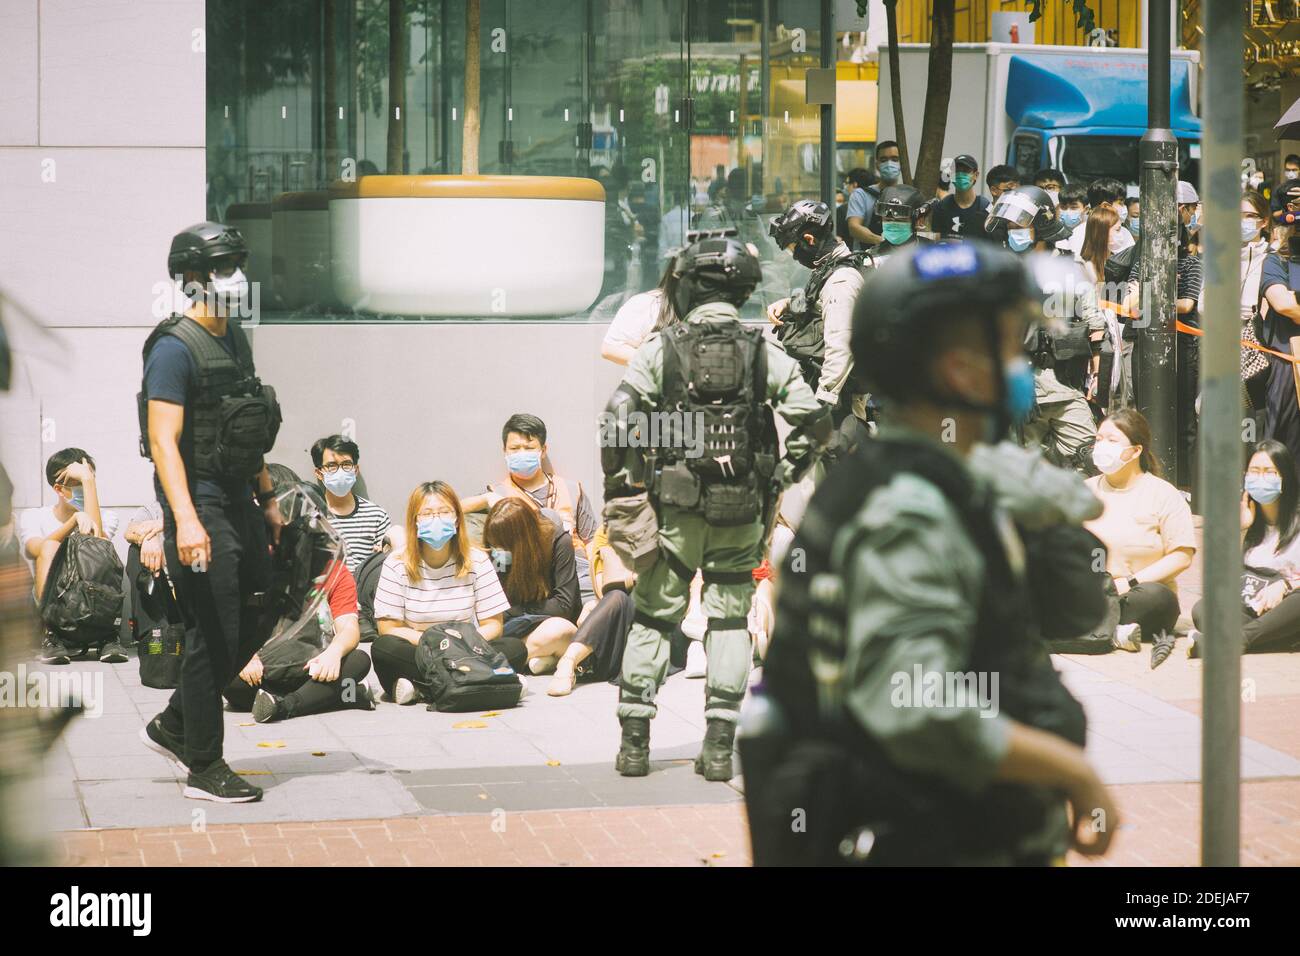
[
  {"x1": 319, "y1": 462, "x2": 356, "y2": 474},
  {"x1": 417, "y1": 509, "x2": 456, "y2": 521}
]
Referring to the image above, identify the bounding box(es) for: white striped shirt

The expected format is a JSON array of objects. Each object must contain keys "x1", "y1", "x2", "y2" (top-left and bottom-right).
[
  {"x1": 327, "y1": 496, "x2": 391, "y2": 572},
  {"x1": 372, "y1": 548, "x2": 510, "y2": 627}
]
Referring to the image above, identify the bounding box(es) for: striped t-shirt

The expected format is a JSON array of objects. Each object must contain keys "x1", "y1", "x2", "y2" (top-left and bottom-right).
[
  {"x1": 327, "y1": 496, "x2": 391, "y2": 572},
  {"x1": 372, "y1": 548, "x2": 510, "y2": 627}
]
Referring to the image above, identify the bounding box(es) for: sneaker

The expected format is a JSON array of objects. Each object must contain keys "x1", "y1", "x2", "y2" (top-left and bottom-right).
[
  {"x1": 39, "y1": 636, "x2": 71, "y2": 665},
  {"x1": 684, "y1": 640, "x2": 707, "y2": 679},
  {"x1": 392, "y1": 677, "x2": 421, "y2": 706},
  {"x1": 98, "y1": 640, "x2": 129, "y2": 664},
  {"x1": 527, "y1": 655, "x2": 557, "y2": 676},
  {"x1": 251, "y1": 688, "x2": 284, "y2": 724},
  {"x1": 1186, "y1": 629, "x2": 1202, "y2": 660},
  {"x1": 547, "y1": 659, "x2": 577, "y2": 697},
  {"x1": 139, "y1": 718, "x2": 188, "y2": 773},
  {"x1": 1113, "y1": 623, "x2": 1141, "y2": 653},
  {"x1": 183, "y1": 760, "x2": 263, "y2": 803},
  {"x1": 353, "y1": 683, "x2": 376, "y2": 711}
]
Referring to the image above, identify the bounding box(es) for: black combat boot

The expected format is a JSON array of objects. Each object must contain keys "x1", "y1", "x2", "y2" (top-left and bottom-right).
[
  {"x1": 615, "y1": 716, "x2": 651, "y2": 777},
  {"x1": 694, "y1": 718, "x2": 736, "y2": 781}
]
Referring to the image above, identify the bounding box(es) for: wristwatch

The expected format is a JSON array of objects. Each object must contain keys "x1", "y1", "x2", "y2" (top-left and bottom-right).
[{"x1": 1127, "y1": 576, "x2": 1140, "y2": 592}]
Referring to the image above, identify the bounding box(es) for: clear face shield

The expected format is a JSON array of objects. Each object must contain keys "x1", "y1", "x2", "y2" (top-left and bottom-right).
[
  {"x1": 989, "y1": 190, "x2": 1040, "y2": 231},
  {"x1": 257, "y1": 483, "x2": 346, "y2": 652}
]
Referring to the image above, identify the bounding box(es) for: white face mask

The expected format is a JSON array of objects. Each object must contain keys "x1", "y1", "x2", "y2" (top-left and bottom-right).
[
  {"x1": 1287, "y1": 170, "x2": 1299, "y2": 181},
  {"x1": 1045, "y1": 189, "x2": 1060, "y2": 207},
  {"x1": 1092, "y1": 440, "x2": 1135, "y2": 476},
  {"x1": 209, "y1": 268, "x2": 249, "y2": 307},
  {"x1": 1114, "y1": 204, "x2": 1128, "y2": 225}
]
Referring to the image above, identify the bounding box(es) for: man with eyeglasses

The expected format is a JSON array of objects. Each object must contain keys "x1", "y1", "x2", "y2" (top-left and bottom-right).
[{"x1": 310, "y1": 434, "x2": 392, "y2": 573}]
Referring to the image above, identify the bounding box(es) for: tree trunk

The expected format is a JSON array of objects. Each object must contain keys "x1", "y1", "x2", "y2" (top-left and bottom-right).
[
  {"x1": 386, "y1": 0, "x2": 407, "y2": 174},
  {"x1": 913, "y1": 0, "x2": 954, "y2": 198},
  {"x1": 462, "y1": 0, "x2": 481, "y2": 176},
  {"x1": 883, "y1": 0, "x2": 911, "y2": 184}
]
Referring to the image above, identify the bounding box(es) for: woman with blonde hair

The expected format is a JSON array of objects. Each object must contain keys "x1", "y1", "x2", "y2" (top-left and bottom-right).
[{"x1": 370, "y1": 481, "x2": 510, "y2": 705}]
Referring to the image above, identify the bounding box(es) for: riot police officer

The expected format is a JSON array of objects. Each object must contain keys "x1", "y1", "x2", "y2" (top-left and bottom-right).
[
  {"x1": 602, "y1": 236, "x2": 831, "y2": 780},
  {"x1": 746, "y1": 242, "x2": 1117, "y2": 865},
  {"x1": 987, "y1": 186, "x2": 1099, "y2": 471},
  {"x1": 864, "y1": 184, "x2": 935, "y2": 261},
  {"x1": 766, "y1": 199, "x2": 871, "y2": 437},
  {"x1": 136, "y1": 222, "x2": 283, "y2": 803}
]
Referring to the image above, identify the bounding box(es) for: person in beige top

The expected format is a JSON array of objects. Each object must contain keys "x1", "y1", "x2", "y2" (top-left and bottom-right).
[{"x1": 1084, "y1": 409, "x2": 1196, "y2": 656}]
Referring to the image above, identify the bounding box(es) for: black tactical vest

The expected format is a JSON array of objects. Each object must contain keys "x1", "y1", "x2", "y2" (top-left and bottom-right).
[
  {"x1": 646, "y1": 319, "x2": 778, "y2": 527},
  {"x1": 754, "y1": 436, "x2": 1086, "y2": 865},
  {"x1": 138, "y1": 314, "x2": 281, "y2": 482},
  {"x1": 776, "y1": 250, "x2": 872, "y2": 390}
]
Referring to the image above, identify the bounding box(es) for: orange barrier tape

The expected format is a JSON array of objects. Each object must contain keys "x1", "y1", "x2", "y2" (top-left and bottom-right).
[{"x1": 1099, "y1": 300, "x2": 1300, "y2": 365}]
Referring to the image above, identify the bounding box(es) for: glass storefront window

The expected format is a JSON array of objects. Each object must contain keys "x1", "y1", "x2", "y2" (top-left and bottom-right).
[{"x1": 206, "y1": 0, "x2": 837, "y2": 322}]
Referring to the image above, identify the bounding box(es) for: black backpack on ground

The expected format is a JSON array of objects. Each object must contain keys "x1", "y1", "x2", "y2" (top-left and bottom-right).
[
  {"x1": 125, "y1": 544, "x2": 185, "y2": 689},
  {"x1": 354, "y1": 549, "x2": 387, "y2": 643},
  {"x1": 39, "y1": 533, "x2": 126, "y2": 651},
  {"x1": 414, "y1": 621, "x2": 522, "y2": 712}
]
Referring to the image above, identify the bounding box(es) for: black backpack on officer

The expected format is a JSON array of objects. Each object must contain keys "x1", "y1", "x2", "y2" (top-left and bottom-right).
[
  {"x1": 749, "y1": 437, "x2": 1087, "y2": 866},
  {"x1": 39, "y1": 533, "x2": 125, "y2": 652},
  {"x1": 414, "y1": 621, "x2": 522, "y2": 712},
  {"x1": 653, "y1": 320, "x2": 778, "y2": 526},
  {"x1": 137, "y1": 314, "x2": 281, "y2": 481}
]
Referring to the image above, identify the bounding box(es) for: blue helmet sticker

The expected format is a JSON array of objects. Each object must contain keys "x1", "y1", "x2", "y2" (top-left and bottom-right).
[{"x1": 913, "y1": 243, "x2": 979, "y2": 281}]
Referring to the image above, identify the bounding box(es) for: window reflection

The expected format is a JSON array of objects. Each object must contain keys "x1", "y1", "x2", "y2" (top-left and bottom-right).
[{"x1": 206, "y1": 0, "x2": 843, "y2": 321}]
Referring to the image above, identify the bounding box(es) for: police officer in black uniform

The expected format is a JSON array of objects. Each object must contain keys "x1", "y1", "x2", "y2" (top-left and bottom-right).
[
  {"x1": 742, "y1": 242, "x2": 1117, "y2": 865},
  {"x1": 137, "y1": 222, "x2": 283, "y2": 803}
]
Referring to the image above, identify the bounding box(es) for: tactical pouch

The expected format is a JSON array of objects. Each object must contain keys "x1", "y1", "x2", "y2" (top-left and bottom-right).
[
  {"x1": 216, "y1": 386, "x2": 279, "y2": 479},
  {"x1": 702, "y1": 479, "x2": 759, "y2": 526},
  {"x1": 690, "y1": 336, "x2": 747, "y2": 400},
  {"x1": 603, "y1": 492, "x2": 661, "y2": 574},
  {"x1": 658, "y1": 462, "x2": 702, "y2": 509}
]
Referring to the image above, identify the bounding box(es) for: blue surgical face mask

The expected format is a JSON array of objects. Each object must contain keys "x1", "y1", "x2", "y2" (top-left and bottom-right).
[
  {"x1": 1245, "y1": 474, "x2": 1283, "y2": 505},
  {"x1": 322, "y1": 469, "x2": 357, "y2": 496},
  {"x1": 1007, "y1": 228, "x2": 1034, "y2": 252},
  {"x1": 68, "y1": 488, "x2": 85, "y2": 512},
  {"x1": 1242, "y1": 218, "x2": 1261, "y2": 243},
  {"x1": 1003, "y1": 357, "x2": 1036, "y2": 423},
  {"x1": 417, "y1": 516, "x2": 457, "y2": 549},
  {"x1": 1127, "y1": 217, "x2": 1141, "y2": 236},
  {"x1": 878, "y1": 160, "x2": 901, "y2": 181},
  {"x1": 882, "y1": 221, "x2": 913, "y2": 245},
  {"x1": 505, "y1": 450, "x2": 542, "y2": 478},
  {"x1": 490, "y1": 548, "x2": 513, "y2": 575},
  {"x1": 1059, "y1": 209, "x2": 1083, "y2": 229}
]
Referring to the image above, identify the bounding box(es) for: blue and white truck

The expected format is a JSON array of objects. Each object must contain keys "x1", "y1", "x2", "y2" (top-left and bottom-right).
[{"x1": 876, "y1": 42, "x2": 1202, "y2": 187}]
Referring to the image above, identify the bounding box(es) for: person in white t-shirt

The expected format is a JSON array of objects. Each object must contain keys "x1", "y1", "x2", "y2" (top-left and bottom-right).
[
  {"x1": 1187, "y1": 441, "x2": 1300, "y2": 660},
  {"x1": 370, "y1": 480, "x2": 510, "y2": 705},
  {"x1": 600, "y1": 259, "x2": 683, "y2": 365},
  {"x1": 19, "y1": 448, "x2": 122, "y2": 664},
  {"x1": 1084, "y1": 410, "x2": 1195, "y2": 661}
]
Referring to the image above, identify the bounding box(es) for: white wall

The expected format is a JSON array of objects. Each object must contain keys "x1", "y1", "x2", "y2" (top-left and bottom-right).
[{"x1": 0, "y1": 0, "x2": 207, "y2": 513}]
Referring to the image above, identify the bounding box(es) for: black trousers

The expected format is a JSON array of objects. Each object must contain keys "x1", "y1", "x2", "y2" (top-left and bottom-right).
[
  {"x1": 1119, "y1": 582, "x2": 1180, "y2": 641},
  {"x1": 1192, "y1": 593, "x2": 1300, "y2": 653},
  {"x1": 222, "y1": 645, "x2": 372, "y2": 717},
  {"x1": 159, "y1": 488, "x2": 270, "y2": 769},
  {"x1": 1176, "y1": 334, "x2": 1199, "y2": 493}
]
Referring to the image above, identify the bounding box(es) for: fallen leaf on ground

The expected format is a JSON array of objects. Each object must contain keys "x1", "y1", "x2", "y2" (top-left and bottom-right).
[
  {"x1": 311, "y1": 751, "x2": 326, "y2": 757},
  {"x1": 546, "y1": 760, "x2": 562, "y2": 767},
  {"x1": 256, "y1": 741, "x2": 286, "y2": 749},
  {"x1": 452, "y1": 720, "x2": 488, "y2": 729}
]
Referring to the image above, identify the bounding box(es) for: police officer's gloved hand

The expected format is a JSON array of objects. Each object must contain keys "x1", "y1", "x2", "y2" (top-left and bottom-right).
[{"x1": 968, "y1": 440, "x2": 1102, "y2": 530}]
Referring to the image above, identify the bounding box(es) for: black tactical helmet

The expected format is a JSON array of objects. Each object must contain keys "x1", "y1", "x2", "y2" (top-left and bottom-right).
[
  {"x1": 768, "y1": 199, "x2": 836, "y2": 267},
  {"x1": 877, "y1": 184, "x2": 929, "y2": 223},
  {"x1": 851, "y1": 242, "x2": 1036, "y2": 402},
  {"x1": 671, "y1": 236, "x2": 762, "y2": 316},
  {"x1": 986, "y1": 185, "x2": 1072, "y2": 246},
  {"x1": 167, "y1": 221, "x2": 249, "y2": 278}
]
